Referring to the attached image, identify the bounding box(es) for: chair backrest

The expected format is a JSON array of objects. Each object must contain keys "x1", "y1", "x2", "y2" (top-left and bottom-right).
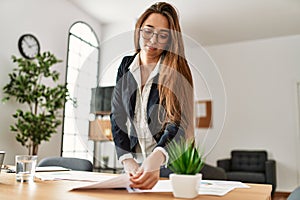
[
  {"x1": 200, "y1": 163, "x2": 227, "y2": 180},
  {"x1": 288, "y1": 186, "x2": 300, "y2": 200},
  {"x1": 37, "y1": 157, "x2": 93, "y2": 171},
  {"x1": 231, "y1": 150, "x2": 267, "y2": 172}
]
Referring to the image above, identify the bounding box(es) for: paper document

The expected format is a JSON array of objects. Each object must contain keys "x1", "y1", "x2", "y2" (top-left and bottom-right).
[
  {"x1": 35, "y1": 171, "x2": 121, "y2": 182},
  {"x1": 72, "y1": 174, "x2": 131, "y2": 190},
  {"x1": 199, "y1": 180, "x2": 249, "y2": 196},
  {"x1": 36, "y1": 171, "x2": 250, "y2": 196},
  {"x1": 127, "y1": 180, "x2": 249, "y2": 196},
  {"x1": 35, "y1": 166, "x2": 70, "y2": 172},
  {"x1": 71, "y1": 173, "x2": 250, "y2": 196}
]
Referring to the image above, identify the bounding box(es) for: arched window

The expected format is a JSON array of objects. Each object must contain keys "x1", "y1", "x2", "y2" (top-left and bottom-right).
[{"x1": 62, "y1": 21, "x2": 99, "y2": 162}]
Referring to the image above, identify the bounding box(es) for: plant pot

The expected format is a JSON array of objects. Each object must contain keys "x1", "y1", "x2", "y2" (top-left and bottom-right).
[{"x1": 170, "y1": 173, "x2": 202, "y2": 199}]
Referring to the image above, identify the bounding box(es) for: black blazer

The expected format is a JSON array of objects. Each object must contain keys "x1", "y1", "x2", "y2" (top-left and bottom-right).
[{"x1": 110, "y1": 54, "x2": 184, "y2": 159}]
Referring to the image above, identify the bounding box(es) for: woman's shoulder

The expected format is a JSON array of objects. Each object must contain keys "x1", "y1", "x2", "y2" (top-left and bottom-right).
[
  {"x1": 120, "y1": 53, "x2": 137, "y2": 68},
  {"x1": 116, "y1": 53, "x2": 138, "y2": 78}
]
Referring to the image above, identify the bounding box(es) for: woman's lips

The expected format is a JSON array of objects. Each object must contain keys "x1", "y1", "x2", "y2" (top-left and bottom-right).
[{"x1": 147, "y1": 45, "x2": 157, "y2": 50}]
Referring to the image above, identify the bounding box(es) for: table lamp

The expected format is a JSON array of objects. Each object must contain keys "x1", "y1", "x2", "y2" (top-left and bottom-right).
[{"x1": 89, "y1": 86, "x2": 114, "y2": 141}]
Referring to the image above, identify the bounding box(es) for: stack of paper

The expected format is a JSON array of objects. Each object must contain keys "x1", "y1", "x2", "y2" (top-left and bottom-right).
[
  {"x1": 71, "y1": 175, "x2": 249, "y2": 196},
  {"x1": 35, "y1": 166, "x2": 70, "y2": 172},
  {"x1": 36, "y1": 171, "x2": 119, "y2": 182},
  {"x1": 36, "y1": 171, "x2": 250, "y2": 196}
]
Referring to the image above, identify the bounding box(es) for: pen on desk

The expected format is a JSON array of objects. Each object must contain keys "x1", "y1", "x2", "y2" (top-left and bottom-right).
[
  {"x1": 201, "y1": 181, "x2": 213, "y2": 185},
  {"x1": 126, "y1": 186, "x2": 137, "y2": 192}
]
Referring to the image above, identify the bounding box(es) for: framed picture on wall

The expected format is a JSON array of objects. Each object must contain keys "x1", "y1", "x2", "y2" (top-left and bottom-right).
[{"x1": 195, "y1": 100, "x2": 212, "y2": 128}]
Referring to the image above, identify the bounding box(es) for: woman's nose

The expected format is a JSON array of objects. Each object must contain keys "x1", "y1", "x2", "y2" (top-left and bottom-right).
[{"x1": 149, "y1": 33, "x2": 158, "y2": 44}]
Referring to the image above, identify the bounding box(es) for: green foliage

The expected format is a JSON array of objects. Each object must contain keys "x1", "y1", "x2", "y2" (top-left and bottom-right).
[
  {"x1": 167, "y1": 137, "x2": 204, "y2": 175},
  {"x1": 2, "y1": 52, "x2": 71, "y2": 155}
]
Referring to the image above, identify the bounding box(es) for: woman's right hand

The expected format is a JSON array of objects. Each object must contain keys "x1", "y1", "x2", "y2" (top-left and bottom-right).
[{"x1": 122, "y1": 158, "x2": 140, "y2": 176}]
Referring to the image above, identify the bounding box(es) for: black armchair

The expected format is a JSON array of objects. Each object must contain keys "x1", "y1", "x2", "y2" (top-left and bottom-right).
[{"x1": 217, "y1": 150, "x2": 276, "y2": 195}]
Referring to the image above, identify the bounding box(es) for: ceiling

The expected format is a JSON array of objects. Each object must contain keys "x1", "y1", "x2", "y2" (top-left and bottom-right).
[{"x1": 69, "y1": 0, "x2": 300, "y2": 46}]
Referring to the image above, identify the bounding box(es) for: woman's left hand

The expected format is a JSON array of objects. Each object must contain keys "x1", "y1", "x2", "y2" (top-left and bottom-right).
[{"x1": 129, "y1": 150, "x2": 165, "y2": 189}]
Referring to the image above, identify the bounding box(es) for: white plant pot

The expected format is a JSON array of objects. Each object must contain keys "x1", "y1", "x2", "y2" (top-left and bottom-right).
[{"x1": 170, "y1": 173, "x2": 202, "y2": 199}]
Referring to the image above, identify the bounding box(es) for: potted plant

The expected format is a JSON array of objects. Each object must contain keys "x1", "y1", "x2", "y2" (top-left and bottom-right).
[
  {"x1": 167, "y1": 136, "x2": 204, "y2": 199},
  {"x1": 2, "y1": 51, "x2": 73, "y2": 155}
]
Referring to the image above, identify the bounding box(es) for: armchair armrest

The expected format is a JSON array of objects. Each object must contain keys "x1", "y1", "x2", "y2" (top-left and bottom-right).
[
  {"x1": 265, "y1": 159, "x2": 276, "y2": 194},
  {"x1": 217, "y1": 159, "x2": 231, "y2": 172}
]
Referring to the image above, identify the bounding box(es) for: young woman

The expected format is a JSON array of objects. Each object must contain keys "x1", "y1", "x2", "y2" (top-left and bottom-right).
[{"x1": 110, "y1": 2, "x2": 194, "y2": 189}]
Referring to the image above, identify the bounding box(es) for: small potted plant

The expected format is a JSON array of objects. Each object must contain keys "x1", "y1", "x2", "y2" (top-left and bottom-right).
[{"x1": 167, "y1": 136, "x2": 204, "y2": 199}]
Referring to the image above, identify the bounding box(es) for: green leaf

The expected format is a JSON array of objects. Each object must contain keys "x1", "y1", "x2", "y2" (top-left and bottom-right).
[
  {"x1": 2, "y1": 51, "x2": 74, "y2": 154},
  {"x1": 167, "y1": 136, "x2": 204, "y2": 175}
]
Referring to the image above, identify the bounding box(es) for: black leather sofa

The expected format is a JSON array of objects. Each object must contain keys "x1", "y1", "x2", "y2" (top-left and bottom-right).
[{"x1": 217, "y1": 150, "x2": 276, "y2": 195}]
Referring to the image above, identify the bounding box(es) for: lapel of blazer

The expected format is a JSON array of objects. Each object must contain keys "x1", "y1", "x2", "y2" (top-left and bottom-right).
[
  {"x1": 120, "y1": 54, "x2": 138, "y2": 121},
  {"x1": 147, "y1": 74, "x2": 160, "y2": 119},
  {"x1": 127, "y1": 72, "x2": 137, "y2": 120}
]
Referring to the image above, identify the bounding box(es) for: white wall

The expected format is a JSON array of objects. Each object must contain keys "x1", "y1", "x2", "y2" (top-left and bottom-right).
[
  {"x1": 205, "y1": 35, "x2": 300, "y2": 191},
  {"x1": 0, "y1": 0, "x2": 102, "y2": 165},
  {"x1": 99, "y1": 22, "x2": 135, "y2": 86}
]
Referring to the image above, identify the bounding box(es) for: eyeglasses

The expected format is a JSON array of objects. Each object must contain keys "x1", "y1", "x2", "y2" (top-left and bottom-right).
[{"x1": 140, "y1": 28, "x2": 170, "y2": 44}]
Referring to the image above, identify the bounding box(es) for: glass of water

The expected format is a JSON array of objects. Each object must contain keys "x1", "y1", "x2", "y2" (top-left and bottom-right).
[
  {"x1": 15, "y1": 155, "x2": 37, "y2": 182},
  {"x1": 0, "y1": 151, "x2": 5, "y2": 172}
]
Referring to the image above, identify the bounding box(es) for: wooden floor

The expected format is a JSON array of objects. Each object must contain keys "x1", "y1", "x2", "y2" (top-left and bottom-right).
[{"x1": 272, "y1": 192, "x2": 290, "y2": 200}]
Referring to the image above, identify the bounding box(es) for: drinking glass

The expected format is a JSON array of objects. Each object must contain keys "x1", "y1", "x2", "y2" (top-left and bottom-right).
[
  {"x1": 0, "y1": 151, "x2": 5, "y2": 172},
  {"x1": 15, "y1": 155, "x2": 37, "y2": 182}
]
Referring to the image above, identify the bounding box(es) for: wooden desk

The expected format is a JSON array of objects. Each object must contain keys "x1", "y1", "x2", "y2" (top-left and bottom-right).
[{"x1": 0, "y1": 172, "x2": 272, "y2": 200}]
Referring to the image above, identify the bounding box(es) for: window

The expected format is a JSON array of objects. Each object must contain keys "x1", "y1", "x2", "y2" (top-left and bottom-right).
[{"x1": 62, "y1": 22, "x2": 99, "y2": 162}]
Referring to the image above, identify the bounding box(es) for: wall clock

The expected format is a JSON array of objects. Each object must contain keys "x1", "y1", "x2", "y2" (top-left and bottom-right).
[{"x1": 18, "y1": 34, "x2": 40, "y2": 59}]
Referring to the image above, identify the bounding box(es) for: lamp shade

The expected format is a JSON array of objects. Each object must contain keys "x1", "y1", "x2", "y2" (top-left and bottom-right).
[
  {"x1": 90, "y1": 86, "x2": 114, "y2": 113},
  {"x1": 89, "y1": 118, "x2": 112, "y2": 141}
]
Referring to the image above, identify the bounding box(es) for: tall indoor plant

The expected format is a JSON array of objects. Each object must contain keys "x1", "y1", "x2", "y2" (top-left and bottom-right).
[
  {"x1": 167, "y1": 136, "x2": 205, "y2": 199},
  {"x1": 2, "y1": 51, "x2": 72, "y2": 155}
]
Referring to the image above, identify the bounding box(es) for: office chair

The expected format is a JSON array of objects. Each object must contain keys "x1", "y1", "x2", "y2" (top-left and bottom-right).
[
  {"x1": 160, "y1": 163, "x2": 227, "y2": 180},
  {"x1": 37, "y1": 156, "x2": 93, "y2": 171},
  {"x1": 200, "y1": 163, "x2": 227, "y2": 180}
]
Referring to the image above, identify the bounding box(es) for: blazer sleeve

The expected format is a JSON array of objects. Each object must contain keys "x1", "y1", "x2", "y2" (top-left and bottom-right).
[
  {"x1": 110, "y1": 56, "x2": 134, "y2": 159},
  {"x1": 155, "y1": 122, "x2": 185, "y2": 149}
]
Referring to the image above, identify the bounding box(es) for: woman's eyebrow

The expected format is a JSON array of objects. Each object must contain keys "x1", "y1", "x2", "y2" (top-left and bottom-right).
[
  {"x1": 159, "y1": 29, "x2": 169, "y2": 33},
  {"x1": 144, "y1": 25, "x2": 154, "y2": 28},
  {"x1": 144, "y1": 25, "x2": 169, "y2": 32}
]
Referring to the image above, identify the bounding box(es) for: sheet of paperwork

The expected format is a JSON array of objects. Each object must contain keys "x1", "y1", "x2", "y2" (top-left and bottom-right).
[{"x1": 36, "y1": 171, "x2": 249, "y2": 196}]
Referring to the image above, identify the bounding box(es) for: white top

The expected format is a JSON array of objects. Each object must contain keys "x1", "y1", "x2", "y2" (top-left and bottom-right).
[{"x1": 118, "y1": 54, "x2": 168, "y2": 166}]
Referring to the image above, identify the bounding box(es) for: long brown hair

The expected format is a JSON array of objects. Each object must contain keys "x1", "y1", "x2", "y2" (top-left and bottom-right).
[{"x1": 134, "y1": 2, "x2": 194, "y2": 138}]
